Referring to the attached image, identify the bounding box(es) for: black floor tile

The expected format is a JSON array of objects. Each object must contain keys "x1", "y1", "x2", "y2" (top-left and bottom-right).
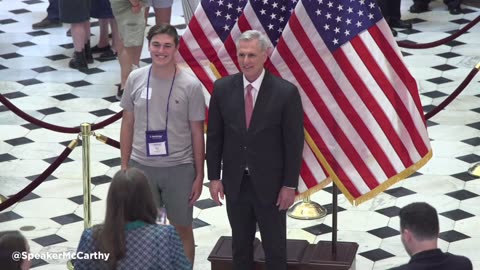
[
  {"x1": 359, "y1": 248, "x2": 395, "y2": 262},
  {"x1": 19, "y1": 192, "x2": 40, "y2": 202},
  {"x1": 461, "y1": 137, "x2": 480, "y2": 147},
  {"x1": 32, "y1": 234, "x2": 68, "y2": 246},
  {"x1": 5, "y1": 137, "x2": 33, "y2": 146},
  {"x1": 13, "y1": 41, "x2": 36, "y2": 47},
  {"x1": 9, "y1": 9, "x2": 31, "y2": 14},
  {"x1": 90, "y1": 109, "x2": 116, "y2": 117},
  {"x1": 375, "y1": 206, "x2": 401, "y2": 218},
  {"x1": 302, "y1": 223, "x2": 333, "y2": 236},
  {"x1": 438, "y1": 230, "x2": 470, "y2": 243},
  {"x1": 0, "y1": 19, "x2": 18, "y2": 24},
  {"x1": 46, "y1": 54, "x2": 69, "y2": 61},
  {"x1": 52, "y1": 93, "x2": 78, "y2": 101},
  {"x1": 51, "y1": 213, "x2": 83, "y2": 225},
  {"x1": 3, "y1": 91, "x2": 27, "y2": 99},
  {"x1": 0, "y1": 211, "x2": 23, "y2": 223},
  {"x1": 67, "y1": 80, "x2": 92, "y2": 88},
  {"x1": 192, "y1": 218, "x2": 210, "y2": 229},
  {"x1": 449, "y1": 18, "x2": 472, "y2": 25},
  {"x1": 445, "y1": 190, "x2": 479, "y2": 201},
  {"x1": 450, "y1": 172, "x2": 478, "y2": 182},
  {"x1": 383, "y1": 187, "x2": 416, "y2": 198},
  {"x1": 0, "y1": 153, "x2": 16, "y2": 162},
  {"x1": 91, "y1": 175, "x2": 112, "y2": 185},
  {"x1": 436, "y1": 52, "x2": 461, "y2": 59},
  {"x1": 26, "y1": 174, "x2": 57, "y2": 182},
  {"x1": 466, "y1": 121, "x2": 480, "y2": 131},
  {"x1": 30, "y1": 258, "x2": 48, "y2": 268},
  {"x1": 431, "y1": 64, "x2": 457, "y2": 71},
  {"x1": 425, "y1": 77, "x2": 453, "y2": 85},
  {"x1": 195, "y1": 198, "x2": 219, "y2": 210},
  {"x1": 27, "y1": 30, "x2": 49, "y2": 36},
  {"x1": 440, "y1": 209, "x2": 474, "y2": 221},
  {"x1": 367, "y1": 227, "x2": 400, "y2": 239},
  {"x1": 67, "y1": 195, "x2": 101, "y2": 205},
  {"x1": 456, "y1": 154, "x2": 480, "y2": 164},
  {"x1": 32, "y1": 66, "x2": 57, "y2": 73},
  {"x1": 17, "y1": 78, "x2": 43, "y2": 86},
  {"x1": 43, "y1": 156, "x2": 73, "y2": 164},
  {"x1": 38, "y1": 107, "x2": 64, "y2": 115},
  {"x1": 99, "y1": 157, "x2": 121, "y2": 167}
]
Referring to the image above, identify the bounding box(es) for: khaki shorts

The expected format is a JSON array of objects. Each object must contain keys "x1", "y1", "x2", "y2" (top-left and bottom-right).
[
  {"x1": 129, "y1": 160, "x2": 195, "y2": 226},
  {"x1": 110, "y1": 4, "x2": 146, "y2": 47}
]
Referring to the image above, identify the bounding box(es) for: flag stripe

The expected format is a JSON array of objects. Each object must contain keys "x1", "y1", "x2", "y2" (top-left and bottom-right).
[{"x1": 354, "y1": 31, "x2": 429, "y2": 156}]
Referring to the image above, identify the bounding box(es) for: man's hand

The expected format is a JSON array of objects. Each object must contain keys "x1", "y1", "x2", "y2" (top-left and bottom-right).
[
  {"x1": 189, "y1": 176, "x2": 203, "y2": 207},
  {"x1": 209, "y1": 180, "x2": 224, "y2": 206},
  {"x1": 276, "y1": 187, "x2": 295, "y2": 210}
]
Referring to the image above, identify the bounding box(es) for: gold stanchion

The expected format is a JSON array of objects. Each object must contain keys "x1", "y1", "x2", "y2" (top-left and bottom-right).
[
  {"x1": 68, "y1": 123, "x2": 92, "y2": 270},
  {"x1": 468, "y1": 163, "x2": 480, "y2": 177},
  {"x1": 81, "y1": 123, "x2": 92, "y2": 229},
  {"x1": 287, "y1": 196, "x2": 327, "y2": 220}
]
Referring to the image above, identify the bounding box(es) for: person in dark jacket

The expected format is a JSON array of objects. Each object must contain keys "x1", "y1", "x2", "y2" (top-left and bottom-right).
[{"x1": 390, "y1": 202, "x2": 472, "y2": 270}]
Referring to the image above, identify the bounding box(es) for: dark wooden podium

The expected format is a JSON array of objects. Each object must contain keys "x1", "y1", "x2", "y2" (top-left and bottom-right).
[{"x1": 208, "y1": 236, "x2": 358, "y2": 270}]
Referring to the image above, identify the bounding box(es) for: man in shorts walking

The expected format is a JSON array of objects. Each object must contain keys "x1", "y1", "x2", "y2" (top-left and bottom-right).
[
  {"x1": 119, "y1": 24, "x2": 205, "y2": 264},
  {"x1": 145, "y1": 0, "x2": 173, "y2": 25}
]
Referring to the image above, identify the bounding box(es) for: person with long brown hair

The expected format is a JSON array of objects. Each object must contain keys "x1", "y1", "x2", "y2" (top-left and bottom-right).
[{"x1": 74, "y1": 168, "x2": 191, "y2": 269}]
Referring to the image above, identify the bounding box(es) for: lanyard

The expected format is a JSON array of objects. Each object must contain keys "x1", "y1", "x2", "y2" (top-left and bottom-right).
[{"x1": 146, "y1": 65, "x2": 177, "y2": 131}]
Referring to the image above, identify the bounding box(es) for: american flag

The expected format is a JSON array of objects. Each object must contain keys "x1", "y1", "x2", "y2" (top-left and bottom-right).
[
  {"x1": 270, "y1": 0, "x2": 432, "y2": 204},
  {"x1": 180, "y1": 0, "x2": 332, "y2": 196}
]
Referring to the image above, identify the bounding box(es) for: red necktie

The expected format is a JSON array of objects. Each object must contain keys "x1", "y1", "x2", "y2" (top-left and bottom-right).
[{"x1": 245, "y1": 84, "x2": 254, "y2": 128}]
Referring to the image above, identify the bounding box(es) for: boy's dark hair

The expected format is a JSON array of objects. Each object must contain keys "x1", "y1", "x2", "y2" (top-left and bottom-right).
[
  {"x1": 147, "y1": 24, "x2": 179, "y2": 47},
  {"x1": 399, "y1": 202, "x2": 439, "y2": 241},
  {"x1": 0, "y1": 230, "x2": 27, "y2": 270}
]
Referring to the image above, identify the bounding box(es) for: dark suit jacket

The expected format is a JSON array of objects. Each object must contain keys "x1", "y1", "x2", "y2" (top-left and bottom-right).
[
  {"x1": 390, "y1": 249, "x2": 472, "y2": 270},
  {"x1": 206, "y1": 71, "x2": 304, "y2": 204}
]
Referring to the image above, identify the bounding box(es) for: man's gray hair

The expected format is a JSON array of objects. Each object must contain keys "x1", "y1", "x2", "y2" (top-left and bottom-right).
[{"x1": 236, "y1": 30, "x2": 271, "y2": 52}]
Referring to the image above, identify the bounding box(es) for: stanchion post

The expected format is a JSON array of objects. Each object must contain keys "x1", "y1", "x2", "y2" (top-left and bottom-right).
[{"x1": 81, "y1": 123, "x2": 92, "y2": 229}]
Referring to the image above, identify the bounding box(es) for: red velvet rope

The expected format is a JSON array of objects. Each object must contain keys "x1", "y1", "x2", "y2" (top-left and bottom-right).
[
  {"x1": 397, "y1": 15, "x2": 480, "y2": 49},
  {"x1": 424, "y1": 67, "x2": 479, "y2": 120},
  {"x1": 0, "y1": 94, "x2": 123, "y2": 133},
  {"x1": 0, "y1": 140, "x2": 76, "y2": 212}
]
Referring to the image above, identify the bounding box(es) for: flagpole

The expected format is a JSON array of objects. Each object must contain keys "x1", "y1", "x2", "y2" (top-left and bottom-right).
[{"x1": 332, "y1": 182, "x2": 338, "y2": 257}]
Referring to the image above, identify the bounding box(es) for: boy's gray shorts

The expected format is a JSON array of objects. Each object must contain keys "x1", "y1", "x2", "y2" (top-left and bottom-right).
[{"x1": 129, "y1": 160, "x2": 195, "y2": 226}]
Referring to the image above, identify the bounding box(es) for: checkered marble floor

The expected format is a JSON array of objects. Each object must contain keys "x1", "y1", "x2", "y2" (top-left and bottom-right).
[{"x1": 0, "y1": 0, "x2": 479, "y2": 269}]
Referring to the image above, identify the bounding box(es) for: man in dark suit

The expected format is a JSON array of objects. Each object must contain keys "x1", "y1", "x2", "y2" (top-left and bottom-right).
[
  {"x1": 390, "y1": 202, "x2": 473, "y2": 270},
  {"x1": 377, "y1": 0, "x2": 412, "y2": 37},
  {"x1": 206, "y1": 30, "x2": 304, "y2": 270}
]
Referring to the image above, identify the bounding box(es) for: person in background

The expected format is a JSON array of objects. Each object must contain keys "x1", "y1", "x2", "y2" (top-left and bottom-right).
[
  {"x1": 58, "y1": 0, "x2": 92, "y2": 71},
  {"x1": 391, "y1": 202, "x2": 473, "y2": 270},
  {"x1": 74, "y1": 168, "x2": 192, "y2": 270},
  {"x1": 0, "y1": 230, "x2": 31, "y2": 270},
  {"x1": 109, "y1": 0, "x2": 147, "y2": 100},
  {"x1": 90, "y1": 0, "x2": 120, "y2": 61},
  {"x1": 206, "y1": 30, "x2": 304, "y2": 270},
  {"x1": 378, "y1": 0, "x2": 412, "y2": 37},
  {"x1": 119, "y1": 24, "x2": 205, "y2": 264},
  {"x1": 144, "y1": 0, "x2": 173, "y2": 26},
  {"x1": 410, "y1": 0, "x2": 463, "y2": 15},
  {"x1": 32, "y1": 0, "x2": 62, "y2": 29}
]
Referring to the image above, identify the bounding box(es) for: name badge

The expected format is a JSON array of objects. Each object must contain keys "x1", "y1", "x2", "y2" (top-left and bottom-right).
[{"x1": 145, "y1": 130, "x2": 168, "y2": 156}]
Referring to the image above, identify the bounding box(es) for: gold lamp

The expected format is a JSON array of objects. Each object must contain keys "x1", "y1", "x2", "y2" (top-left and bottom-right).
[
  {"x1": 287, "y1": 196, "x2": 327, "y2": 220},
  {"x1": 468, "y1": 163, "x2": 480, "y2": 177}
]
